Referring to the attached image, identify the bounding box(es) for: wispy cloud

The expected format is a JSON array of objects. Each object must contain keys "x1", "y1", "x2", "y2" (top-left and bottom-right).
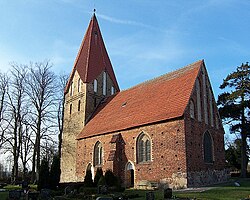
[{"x1": 97, "y1": 13, "x2": 152, "y2": 28}]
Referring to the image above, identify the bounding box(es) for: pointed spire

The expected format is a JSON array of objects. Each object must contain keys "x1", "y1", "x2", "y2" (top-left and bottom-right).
[{"x1": 65, "y1": 13, "x2": 120, "y2": 93}]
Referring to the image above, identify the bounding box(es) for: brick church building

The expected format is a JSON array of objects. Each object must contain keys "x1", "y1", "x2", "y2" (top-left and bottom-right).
[{"x1": 60, "y1": 13, "x2": 228, "y2": 189}]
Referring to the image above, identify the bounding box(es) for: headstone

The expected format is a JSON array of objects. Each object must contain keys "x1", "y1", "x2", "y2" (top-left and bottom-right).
[
  {"x1": 164, "y1": 188, "x2": 172, "y2": 199},
  {"x1": 146, "y1": 191, "x2": 155, "y2": 200}
]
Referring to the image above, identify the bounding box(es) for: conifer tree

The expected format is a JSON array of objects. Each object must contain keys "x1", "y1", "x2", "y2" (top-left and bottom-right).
[
  {"x1": 217, "y1": 62, "x2": 250, "y2": 177},
  {"x1": 94, "y1": 168, "x2": 103, "y2": 187},
  {"x1": 83, "y1": 170, "x2": 94, "y2": 187}
]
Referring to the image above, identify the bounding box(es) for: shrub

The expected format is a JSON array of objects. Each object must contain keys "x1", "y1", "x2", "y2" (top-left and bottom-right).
[
  {"x1": 94, "y1": 168, "x2": 103, "y2": 186},
  {"x1": 97, "y1": 175, "x2": 106, "y2": 186},
  {"x1": 105, "y1": 170, "x2": 117, "y2": 187},
  {"x1": 84, "y1": 170, "x2": 94, "y2": 187},
  {"x1": 79, "y1": 186, "x2": 97, "y2": 195}
]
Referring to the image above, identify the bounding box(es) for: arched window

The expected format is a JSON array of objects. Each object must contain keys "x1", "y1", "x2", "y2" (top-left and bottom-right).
[
  {"x1": 203, "y1": 131, "x2": 213, "y2": 163},
  {"x1": 136, "y1": 132, "x2": 151, "y2": 163},
  {"x1": 103, "y1": 72, "x2": 107, "y2": 95},
  {"x1": 190, "y1": 100, "x2": 195, "y2": 119},
  {"x1": 94, "y1": 79, "x2": 98, "y2": 93},
  {"x1": 70, "y1": 82, "x2": 73, "y2": 96},
  {"x1": 196, "y1": 79, "x2": 202, "y2": 121},
  {"x1": 78, "y1": 78, "x2": 81, "y2": 93},
  {"x1": 94, "y1": 141, "x2": 103, "y2": 167},
  {"x1": 78, "y1": 100, "x2": 81, "y2": 111}
]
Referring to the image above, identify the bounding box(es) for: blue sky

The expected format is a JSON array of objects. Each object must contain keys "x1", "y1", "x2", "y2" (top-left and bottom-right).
[{"x1": 0, "y1": 0, "x2": 250, "y2": 100}]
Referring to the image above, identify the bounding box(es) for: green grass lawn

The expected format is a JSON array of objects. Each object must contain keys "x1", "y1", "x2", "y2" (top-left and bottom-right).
[
  {"x1": 0, "y1": 179, "x2": 249, "y2": 200},
  {"x1": 124, "y1": 179, "x2": 250, "y2": 200}
]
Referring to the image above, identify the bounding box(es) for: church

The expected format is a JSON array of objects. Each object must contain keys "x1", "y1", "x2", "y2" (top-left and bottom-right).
[{"x1": 60, "y1": 13, "x2": 228, "y2": 189}]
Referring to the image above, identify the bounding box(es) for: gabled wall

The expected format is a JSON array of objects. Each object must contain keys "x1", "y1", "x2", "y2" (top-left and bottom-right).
[{"x1": 184, "y1": 65, "x2": 228, "y2": 187}]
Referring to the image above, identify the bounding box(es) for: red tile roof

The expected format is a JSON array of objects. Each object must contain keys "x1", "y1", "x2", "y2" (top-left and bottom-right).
[
  {"x1": 77, "y1": 60, "x2": 203, "y2": 139},
  {"x1": 65, "y1": 14, "x2": 120, "y2": 93}
]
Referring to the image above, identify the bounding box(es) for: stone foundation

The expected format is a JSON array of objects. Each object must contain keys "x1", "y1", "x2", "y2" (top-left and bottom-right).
[
  {"x1": 187, "y1": 169, "x2": 229, "y2": 187},
  {"x1": 159, "y1": 172, "x2": 188, "y2": 190}
]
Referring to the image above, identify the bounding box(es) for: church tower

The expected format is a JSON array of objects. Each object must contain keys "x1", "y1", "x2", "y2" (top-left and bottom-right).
[{"x1": 60, "y1": 13, "x2": 120, "y2": 183}]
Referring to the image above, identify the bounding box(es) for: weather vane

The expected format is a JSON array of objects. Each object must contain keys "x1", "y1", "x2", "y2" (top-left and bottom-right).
[{"x1": 93, "y1": 8, "x2": 96, "y2": 13}]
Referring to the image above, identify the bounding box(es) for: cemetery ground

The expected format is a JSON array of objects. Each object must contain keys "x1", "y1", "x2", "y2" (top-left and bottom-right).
[{"x1": 0, "y1": 178, "x2": 249, "y2": 200}]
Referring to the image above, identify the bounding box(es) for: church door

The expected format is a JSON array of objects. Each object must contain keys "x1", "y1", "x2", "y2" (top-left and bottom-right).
[{"x1": 125, "y1": 162, "x2": 134, "y2": 188}]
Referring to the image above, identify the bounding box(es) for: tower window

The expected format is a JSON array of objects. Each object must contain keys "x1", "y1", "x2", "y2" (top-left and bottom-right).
[
  {"x1": 94, "y1": 79, "x2": 98, "y2": 93},
  {"x1": 70, "y1": 82, "x2": 73, "y2": 96},
  {"x1": 103, "y1": 72, "x2": 107, "y2": 95},
  {"x1": 136, "y1": 132, "x2": 151, "y2": 163},
  {"x1": 70, "y1": 104, "x2": 72, "y2": 115},
  {"x1": 78, "y1": 100, "x2": 81, "y2": 111},
  {"x1": 78, "y1": 78, "x2": 81, "y2": 93},
  {"x1": 190, "y1": 100, "x2": 195, "y2": 119},
  {"x1": 111, "y1": 86, "x2": 115, "y2": 95}
]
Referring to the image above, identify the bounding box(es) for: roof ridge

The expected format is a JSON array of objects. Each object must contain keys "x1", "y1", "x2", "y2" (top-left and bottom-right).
[{"x1": 121, "y1": 59, "x2": 203, "y2": 92}]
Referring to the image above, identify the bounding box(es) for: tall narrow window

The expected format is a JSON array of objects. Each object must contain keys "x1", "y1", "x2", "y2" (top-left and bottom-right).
[
  {"x1": 70, "y1": 82, "x2": 73, "y2": 96},
  {"x1": 78, "y1": 78, "x2": 81, "y2": 93},
  {"x1": 145, "y1": 140, "x2": 151, "y2": 161},
  {"x1": 94, "y1": 79, "x2": 98, "y2": 93},
  {"x1": 202, "y1": 70, "x2": 208, "y2": 124},
  {"x1": 208, "y1": 88, "x2": 214, "y2": 127},
  {"x1": 103, "y1": 72, "x2": 107, "y2": 95},
  {"x1": 196, "y1": 79, "x2": 202, "y2": 121},
  {"x1": 203, "y1": 131, "x2": 213, "y2": 163},
  {"x1": 111, "y1": 86, "x2": 115, "y2": 95},
  {"x1": 137, "y1": 132, "x2": 151, "y2": 163},
  {"x1": 69, "y1": 104, "x2": 72, "y2": 115},
  {"x1": 94, "y1": 141, "x2": 103, "y2": 166},
  {"x1": 78, "y1": 100, "x2": 81, "y2": 111},
  {"x1": 190, "y1": 100, "x2": 195, "y2": 119}
]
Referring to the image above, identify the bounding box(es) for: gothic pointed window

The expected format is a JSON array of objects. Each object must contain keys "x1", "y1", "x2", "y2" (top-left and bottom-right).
[
  {"x1": 94, "y1": 79, "x2": 98, "y2": 93},
  {"x1": 94, "y1": 141, "x2": 103, "y2": 167},
  {"x1": 103, "y1": 72, "x2": 107, "y2": 95},
  {"x1": 137, "y1": 132, "x2": 151, "y2": 163},
  {"x1": 190, "y1": 100, "x2": 195, "y2": 119},
  {"x1": 203, "y1": 131, "x2": 213, "y2": 163}
]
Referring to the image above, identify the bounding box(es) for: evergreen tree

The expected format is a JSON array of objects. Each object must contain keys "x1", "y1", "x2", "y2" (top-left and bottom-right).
[
  {"x1": 104, "y1": 170, "x2": 117, "y2": 187},
  {"x1": 217, "y1": 62, "x2": 250, "y2": 177},
  {"x1": 49, "y1": 154, "x2": 61, "y2": 190},
  {"x1": 94, "y1": 168, "x2": 103, "y2": 187},
  {"x1": 225, "y1": 139, "x2": 241, "y2": 170},
  {"x1": 38, "y1": 158, "x2": 50, "y2": 190},
  {"x1": 83, "y1": 170, "x2": 94, "y2": 187}
]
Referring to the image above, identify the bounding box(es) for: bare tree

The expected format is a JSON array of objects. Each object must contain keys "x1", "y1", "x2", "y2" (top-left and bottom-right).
[
  {"x1": 0, "y1": 72, "x2": 9, "y2": 148},
  {"x1": 25, "y1": 61, "x2": 57, "y2": 182},
  {"x1": 4, "y1": 64, "x2": 28, "y2": 183},
  {"x1": 57, "y1": 73, "x2": 68, "y2": 160}
]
